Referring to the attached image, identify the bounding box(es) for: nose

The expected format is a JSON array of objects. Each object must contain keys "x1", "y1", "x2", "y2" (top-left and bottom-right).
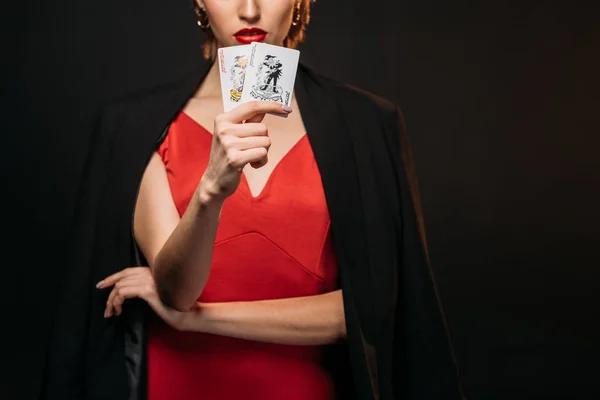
[{"x1": 238, "y1": 0, "x2": 260, "y2": 24}]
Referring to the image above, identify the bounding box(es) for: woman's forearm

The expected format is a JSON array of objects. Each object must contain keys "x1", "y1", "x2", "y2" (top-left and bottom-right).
[
  {"x1": 181, "y1": 290, "x2": 347, "y2": 345},
  {"x1": 153, "y1": 179, "x2": 224, "y2": 311}
]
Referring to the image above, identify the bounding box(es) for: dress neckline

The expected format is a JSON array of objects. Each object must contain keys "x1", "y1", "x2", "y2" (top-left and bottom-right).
[{"x1": 180, "y1": 111, "x2": 308, "y2": 201}]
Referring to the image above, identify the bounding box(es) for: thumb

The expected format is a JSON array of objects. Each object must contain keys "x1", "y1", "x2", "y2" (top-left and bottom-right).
[
  {"x1": 143, "y1": 292, "x2": 163, "y2": 312},
  {"x1": 244, "y1": 112, "x2": 266, "y2": 124},
  {"x1": 146, "y1": 296, "x2": 185, "y2": 329},
  {"x1": 250, "y1": 155, "x2": 268, "y2": 169}
]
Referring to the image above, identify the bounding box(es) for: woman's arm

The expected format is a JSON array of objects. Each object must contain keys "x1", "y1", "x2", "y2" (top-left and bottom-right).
[
  {"x1": 133, "y1": 152, "x2": 224, "y2": 311},
  {"x1": 133, "y1": 101, "x2": 292, "y2": 311},
  {"x1": 99, "y1": 267, "x2": 346, "y2": 345},
  {"x1": 184, "y1": 290, "x2": 346, "y2": 345}
]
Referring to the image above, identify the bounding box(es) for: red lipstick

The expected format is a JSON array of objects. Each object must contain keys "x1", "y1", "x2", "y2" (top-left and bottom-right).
[{"x1": 234, "y1": 28, "x2": 267, "y2": 44}]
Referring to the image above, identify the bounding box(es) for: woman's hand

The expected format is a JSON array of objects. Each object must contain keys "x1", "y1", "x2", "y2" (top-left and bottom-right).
[
  {"x1": 97, "y1": 267, "x2": 188, "y2": 330},
  {"x1": 96, "y1": 267, "x2": 345, "y2": 345},
  {"x1": 199, "y1": 101, "x2": 292, "y2": 202}
]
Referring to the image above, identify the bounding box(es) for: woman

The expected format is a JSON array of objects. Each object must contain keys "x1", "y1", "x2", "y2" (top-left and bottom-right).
[{"x1": 44, "y1": 1, "x2": 464, "y2": 399}]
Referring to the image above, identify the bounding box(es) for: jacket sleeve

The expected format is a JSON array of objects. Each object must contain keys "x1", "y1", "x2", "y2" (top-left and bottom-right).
[
  {"x1": 42, "y1": 106, "x2": 118, "y2": 400},
  {"x1": 389, "y1": 106, "x2": 466, "y2": 399}
]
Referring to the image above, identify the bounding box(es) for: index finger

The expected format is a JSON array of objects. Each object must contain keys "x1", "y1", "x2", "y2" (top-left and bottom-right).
[
  {"x1": 226, "y1": 101, "x2": 292, "y2": 123},
  {"x1": 96, "y1": 268, "x2": 136, "y2": 289}
]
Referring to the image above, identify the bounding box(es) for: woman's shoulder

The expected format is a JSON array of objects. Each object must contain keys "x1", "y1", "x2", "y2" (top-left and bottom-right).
[
  {"x1": 299, "y1": 64, "x2": 407, "y2": 157},
  {"x1": 299, "y1": 64, "x2": 400, "y2": 121},
  {"x1": 97, "y1": 65, "x2": 207, "y2": 131}
]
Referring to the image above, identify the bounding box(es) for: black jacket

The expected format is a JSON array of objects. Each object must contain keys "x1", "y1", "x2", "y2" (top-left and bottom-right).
[{"x1": 43, "y1": 62, "x2": 465, "y2": 400}]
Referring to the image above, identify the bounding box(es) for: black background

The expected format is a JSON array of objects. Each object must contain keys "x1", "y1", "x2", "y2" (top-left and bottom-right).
[{"x1": 3, "y1": 1, "x2": 599, "y2": 399}]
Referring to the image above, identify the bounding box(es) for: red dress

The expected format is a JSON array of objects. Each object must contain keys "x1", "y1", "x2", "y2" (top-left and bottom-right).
[{"x1": 147, "y1": 112, "x2": 339, "y2": 400}]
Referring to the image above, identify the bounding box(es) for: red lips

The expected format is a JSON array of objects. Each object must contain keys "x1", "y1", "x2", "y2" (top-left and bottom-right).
[{"x1": 234, "y1": 28, "x2": 267, "y2": 44}]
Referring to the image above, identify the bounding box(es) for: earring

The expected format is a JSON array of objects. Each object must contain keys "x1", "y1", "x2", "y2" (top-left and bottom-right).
[
  {"x1": 195, "y1": 6, "x2": 210, "y2": 29},
  {"x1": 291, "y1": 1, "x2": 302, "y2": 27}
]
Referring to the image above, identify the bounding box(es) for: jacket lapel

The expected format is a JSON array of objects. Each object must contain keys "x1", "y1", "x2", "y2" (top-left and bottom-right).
[
  {"x1": 295, "y1": 64, "x2": 380, "y2": 399},
  {"x1": 88, "y1": 62, "x2": 212, "y2": 400}
]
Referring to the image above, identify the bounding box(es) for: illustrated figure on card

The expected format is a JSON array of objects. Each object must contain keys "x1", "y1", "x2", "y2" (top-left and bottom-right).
[
  {"x1": 250, "y1": 55, "x2": 283, "y2": 102},
  {"x1": 229, "y1": 54, "x2": 248, "y2": 103}
]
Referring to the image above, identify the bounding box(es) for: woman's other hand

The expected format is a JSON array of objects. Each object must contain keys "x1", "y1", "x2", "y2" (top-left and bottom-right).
[
  {"x1": 198, "y1": 101, "x2": 292, "y2": 202},
  {"x1": 96, "y1": 267, "x2": 187, "y2": 330}
]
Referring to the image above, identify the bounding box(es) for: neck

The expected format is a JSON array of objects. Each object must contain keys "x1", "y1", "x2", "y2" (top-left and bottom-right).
[{"x1": 194, "y1": 60, "x2": 222, "y2": 98}]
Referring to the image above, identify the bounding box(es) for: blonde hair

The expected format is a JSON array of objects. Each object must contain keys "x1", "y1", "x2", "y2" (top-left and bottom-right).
[{"x1": 193, "y1": 0, "x2": 314, "y2": 60}]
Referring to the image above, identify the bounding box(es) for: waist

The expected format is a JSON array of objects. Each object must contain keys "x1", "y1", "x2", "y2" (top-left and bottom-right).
[{"x1": 148, "y1": 322, "x2": 335, "y2": 400}]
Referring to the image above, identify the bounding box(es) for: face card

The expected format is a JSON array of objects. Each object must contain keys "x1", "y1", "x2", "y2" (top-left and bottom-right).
[
  {"x1": 240, "y1": 42, "x2": 300, "y2": 112},
  {"x1": 217, "y1": 45, "x2": 251, "y2": 112}
]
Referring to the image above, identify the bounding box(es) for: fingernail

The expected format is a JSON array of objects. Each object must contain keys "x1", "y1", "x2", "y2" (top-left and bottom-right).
[
  {"x1": 282, "y1": 105, "x2": 292, "y2": 112},
  {"x1": 104, "y1": 310, "x2": 108, "y2": 318},
  {"x1": 96, "y1": 280, "x2": 104, "y2": 289}
]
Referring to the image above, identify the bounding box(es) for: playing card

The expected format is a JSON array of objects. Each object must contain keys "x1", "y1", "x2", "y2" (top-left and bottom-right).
[
  {"x1": 217, "y1": 44, "x2": 251, "y2": 112},
  {"x1": 240, "y1": 42, "x2": 300, "y2": 111}
]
